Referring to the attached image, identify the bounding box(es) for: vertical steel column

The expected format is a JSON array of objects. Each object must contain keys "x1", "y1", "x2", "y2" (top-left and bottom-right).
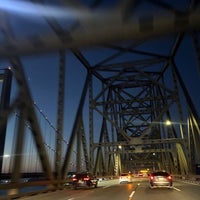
[
  {"x1": 188, "y1": 115, "x2": 196, "y2": 173},
  {"x1": 192, "y1": 31, "x2": 200, "y2": 76},
  {"x1": 55, "y1": 51, "x2": 65, "y2": 185},
  {"x1": 0, "y1": 68, "x2": 12, "y2": 174},
  {"x1": 76, "y1": 121, "x2": 81, "y2": 173},
  {"x1": 89, "y1": 74, "x2": 94, "y2": 173},
  {"x1": 94, "y1": 119, "x2": 106, "y2": 175},
  {"x1": 8, "y1": 109, "x2": 26, "y2": 196},
  {"x1": 11, "y1": 108, "x2": 26, "y2": 183},
  {"x1": 80, "y1": 119, "x2": 89, "y2": 171}
]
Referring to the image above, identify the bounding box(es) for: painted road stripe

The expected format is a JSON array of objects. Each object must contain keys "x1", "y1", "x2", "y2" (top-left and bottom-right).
[
  {"x1": 103, "y1": 185, "x2": 111, "y2": 189},
  {"x1": 129, "y1": 191, "x2": 135, "y2": 200},
  {"x1": 173, "y1": 186, "x2": 181, "y2": 191}
]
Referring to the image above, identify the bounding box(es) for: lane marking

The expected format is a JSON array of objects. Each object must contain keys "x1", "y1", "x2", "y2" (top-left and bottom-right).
[
  {"x1": 173, "y1": 186, "x2": 181, "y2": 192},
  {"x1": 129, "y1": 191, "x2": 135, "y2": 200},
  {"x1": 128, "y1": 182, "x2": 140, "y2": 200},
  {"x1": 103, "y1": 185, "x2": 111, "y2": 189}
]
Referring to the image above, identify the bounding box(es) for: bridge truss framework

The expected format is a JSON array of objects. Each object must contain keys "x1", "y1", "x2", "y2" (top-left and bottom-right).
[{"x1": 0, "y1": 0, "x2": 200, "y2": 196}]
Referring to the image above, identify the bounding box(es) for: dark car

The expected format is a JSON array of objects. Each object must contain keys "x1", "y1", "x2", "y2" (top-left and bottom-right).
[
  {"x1": 149, "y1": 171, "x2": 172, "y2": 188},
  {"x1": 72, "y1": 172, "x2": 98, "y2": 189},
  {"x1": 65, "y1": 172, "x2": 76, "y2": 185}
]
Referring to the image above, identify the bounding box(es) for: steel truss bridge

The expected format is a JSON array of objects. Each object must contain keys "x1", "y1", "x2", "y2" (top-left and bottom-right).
[{"x1": 0, "y1": 0, "x2": 200, "y2": 197}]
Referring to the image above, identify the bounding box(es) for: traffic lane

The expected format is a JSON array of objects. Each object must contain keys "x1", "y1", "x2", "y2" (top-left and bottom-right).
[
  {"x1": 18, "y1": 178, "x2": 200, "y2": 200},
  {"x1": 173, "y1": 180, "x2": 200, "y2": 199},
  {"x1": 65, "y1": 180, "x2": 137, "y2": 200},
  {"x1": 19, "y1": 179, "x2": 137, "y2": 200},
  {"x1": 72, "y1": 181, "x2": 137, "y2": 200},
  {"x1": 131, "y1": 179, "x2": 200, "y2": 200}
]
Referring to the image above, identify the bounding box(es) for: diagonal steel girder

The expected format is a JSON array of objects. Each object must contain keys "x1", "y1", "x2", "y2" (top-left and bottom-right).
[{"x1": 9, "y1": 58, "x2": 55, "y2": 182}]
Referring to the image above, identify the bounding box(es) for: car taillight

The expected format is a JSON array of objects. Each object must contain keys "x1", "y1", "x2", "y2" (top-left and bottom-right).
[
  {"x1": 150, "y1": 175, "x2": 154, "y2": 180},
  {"x1": 167, "y1": 176, "x2": 172, "y2": 180},
  {"x1": 72, "y1": 178, "x2": 77, "y2": 181},
  {"x1": 84, "y1": 177, "x2": 90, "y2": 181}
]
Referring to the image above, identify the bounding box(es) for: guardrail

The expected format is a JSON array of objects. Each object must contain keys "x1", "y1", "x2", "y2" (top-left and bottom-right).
[{"x1": 173, "y1": 174, "x2": 200, "y2": 184}]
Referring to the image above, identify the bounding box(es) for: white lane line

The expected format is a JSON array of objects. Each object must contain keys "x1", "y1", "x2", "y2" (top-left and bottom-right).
[
  {"x1": 128, "y1": 182, "x2": 140, "y2": 199},
  {"x1": 129, "y1": 191, "x2": 135, "y2": 200},
  {"x1": 173, "y1": 186, "x2": 181, "y2": 192},
  {"x1": 103, "y1": 185, "x2": 111, "y2": 189}
]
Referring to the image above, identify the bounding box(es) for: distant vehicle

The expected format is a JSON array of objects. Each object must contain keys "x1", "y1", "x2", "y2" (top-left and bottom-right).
[
  {"x1": 72, "y1": 172, "x2": 98, "y2": 189},
  {"x1": 119, "y1": 173, "x2": 133, "y2": 184},
  {"x1": 138, "y1": 173, "x2": 143, "y2": 177},
  {"x1": 149, "y1": 171, "x2": 173, "y2": 188},
  {"x1": 65, "y1": 172, "x2": 76, "y2": 185}
]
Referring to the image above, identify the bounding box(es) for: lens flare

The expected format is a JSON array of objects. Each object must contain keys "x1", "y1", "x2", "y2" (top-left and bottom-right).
[{"x1": 0, "y1": 0, "x2": 91, "y2": 19}]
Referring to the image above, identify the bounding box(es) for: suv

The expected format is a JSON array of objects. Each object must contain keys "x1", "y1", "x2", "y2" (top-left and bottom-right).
[{"x1": 72, "y1": 172, "x2": 98, "y2": 189}]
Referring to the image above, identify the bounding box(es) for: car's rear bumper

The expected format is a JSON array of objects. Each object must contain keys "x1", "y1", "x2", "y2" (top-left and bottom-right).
[
  {"x1": 150, "y1": 181, "x2": 172, "y2": 188},
  {"x1": 119, "y1": 179, "x2": 132, "y2": 183},
  {"x1": 72, "y1": 180, "x2": 98, "y2": 188}
]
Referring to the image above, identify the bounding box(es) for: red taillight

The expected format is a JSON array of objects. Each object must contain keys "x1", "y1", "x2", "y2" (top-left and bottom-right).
[
  {"x1": 167, "y1": 176, "x2": 172, "y2": 180},
  {"x1": 84, "y1": 177, "x2": 90, "y2": 181},
  {"x1": 72, "y1": 178, "x2": 77, "y2": 181},
  {"x1": 150, "y1": 175, "x2": 154, "y2": 180}
]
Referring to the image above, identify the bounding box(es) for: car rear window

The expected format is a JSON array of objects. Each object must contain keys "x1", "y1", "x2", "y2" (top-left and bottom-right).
[
  {"x1": 152, "y1": 172, "x2": 169, "y2": 176},
  {"x1": 121, "y1": 173, "x2": 129, "y2": 176},
  {"x1": 75, "y1": 173, "x2": 93, "y2": 178}
]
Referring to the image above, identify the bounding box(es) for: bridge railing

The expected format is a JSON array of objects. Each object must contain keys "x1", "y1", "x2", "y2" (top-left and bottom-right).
[{"x1": 173, "y1": 174, "x2": 200, "y2": 184}]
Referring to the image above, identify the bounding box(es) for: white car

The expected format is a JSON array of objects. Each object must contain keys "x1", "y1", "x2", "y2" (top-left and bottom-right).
[{"x1": 119, "y1": 173, "x2": 133, "y2": 184}]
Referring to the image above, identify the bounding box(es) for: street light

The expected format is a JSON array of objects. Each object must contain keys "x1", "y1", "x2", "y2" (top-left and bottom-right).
[{"x1": 165, "y1": 120, "x2": 172, "y2": 126}]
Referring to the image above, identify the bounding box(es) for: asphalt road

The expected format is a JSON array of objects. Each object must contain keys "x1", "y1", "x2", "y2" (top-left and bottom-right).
[{"x1": 19, "y1": 178, "x2": 200, "y2": 200}]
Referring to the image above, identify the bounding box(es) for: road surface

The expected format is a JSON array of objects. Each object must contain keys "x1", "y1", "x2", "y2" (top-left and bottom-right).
[{"x1": 19, "y1": 178, "x2": 200, "y2": 200}]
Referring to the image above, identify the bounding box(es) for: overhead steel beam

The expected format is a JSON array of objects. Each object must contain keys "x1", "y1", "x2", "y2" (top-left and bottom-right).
[
  {"x1": 0, "y1": 9, "x2": 200, "y2": 57},
  {"x1": 93, "y1": 138, "x2": 184, "y2": 148}
]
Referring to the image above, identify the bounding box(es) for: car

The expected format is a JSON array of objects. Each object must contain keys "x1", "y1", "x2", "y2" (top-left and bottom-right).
[
  {"x1": 119, "y1": 173, "x2": 133, "y2": 184},
  {"x1": 138, "y1": 173, "x2": 143, "y2": 177},
  {"x1": 65, "y1": 172, "x2": 76, "y2": 185},
  {"x1": 149, "y1": 171, "x2": 173, "y2": 188},
  {"x1": 72, "y1": 172, "x2": 98, "y2": 189}
]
